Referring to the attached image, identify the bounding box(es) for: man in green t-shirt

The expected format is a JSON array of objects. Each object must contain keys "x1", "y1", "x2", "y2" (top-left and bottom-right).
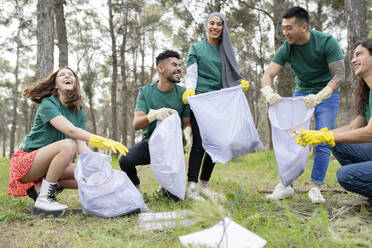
[
  {"x1": 119, "y1": 50, "x2": 191, "y2": 193},
  {"x1": 260, "y1": 6, "x2": 345, "y2": 203}
]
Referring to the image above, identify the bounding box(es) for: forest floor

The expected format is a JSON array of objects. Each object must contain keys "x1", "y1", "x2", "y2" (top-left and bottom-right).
[{"x1": 0, "y1": 151, "x2": 371, "y2": 248}]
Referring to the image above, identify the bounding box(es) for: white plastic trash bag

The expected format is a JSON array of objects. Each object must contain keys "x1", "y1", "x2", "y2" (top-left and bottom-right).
[
  {"x1": 188, "y1": 85, "x2": 264, "y2": 163},
  {"x1": 269, "y1": 97, "x2": 314, "y2": 186},
  {"x1": 179, "y1": 217, "x2": 267, "y2": 248},
  {"x1": 149, "y1": 114, "x2": 186, "y2": 200},
  {"x1": 74, "y1": 152, "x2": 148, "y2": 218}
]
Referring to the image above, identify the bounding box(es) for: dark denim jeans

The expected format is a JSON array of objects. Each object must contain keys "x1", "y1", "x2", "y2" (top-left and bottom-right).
[
  {"x1": 294, "y1": 92, "x2": 339, "y2": 185},
  {"x1": 332, "y1": 143, "x2": 372, "y2": 198}
]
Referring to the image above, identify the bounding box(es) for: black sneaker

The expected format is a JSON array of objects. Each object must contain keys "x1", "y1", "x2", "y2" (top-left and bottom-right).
[{"x1": 156, "y1": 186, "x2": 179, "y2": 201}]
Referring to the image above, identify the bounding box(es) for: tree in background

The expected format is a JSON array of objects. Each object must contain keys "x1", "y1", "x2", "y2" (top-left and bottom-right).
[{"x1": 55, "y1": 0, "x2": 69, "y2": 67}]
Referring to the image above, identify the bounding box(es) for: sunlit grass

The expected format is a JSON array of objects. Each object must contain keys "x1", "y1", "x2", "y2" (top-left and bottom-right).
[{"x1": 0, "y1": 152, "x2": 370, "y2": 247}]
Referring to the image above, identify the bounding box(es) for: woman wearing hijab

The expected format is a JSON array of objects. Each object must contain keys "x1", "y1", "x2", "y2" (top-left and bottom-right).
[{"x1": 182, "y1": 12, "x2": 249, "y2": 201}]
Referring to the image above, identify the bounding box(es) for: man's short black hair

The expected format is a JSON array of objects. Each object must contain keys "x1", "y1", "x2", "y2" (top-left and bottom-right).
[
  {"x1": 283, "y1": 6, "x2": 309, "y2": 25},
  {"x1": 156, "y1": 50, "x2": 180, "y2": 66}
]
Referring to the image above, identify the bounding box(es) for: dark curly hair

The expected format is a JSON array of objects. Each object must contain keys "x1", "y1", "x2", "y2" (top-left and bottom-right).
[
  {"x1": 23, "y1": 66, "x2": 83, "y2": 112},
  {"x1": 354, "y1": 39, "x2": 372, "y2": 116},
  {"x1": 155, "y1": 50, "x2": 180, "y2": 66}
]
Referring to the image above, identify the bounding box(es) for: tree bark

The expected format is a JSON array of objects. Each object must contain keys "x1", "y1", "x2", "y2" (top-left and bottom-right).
[
  {"x1": 88, "y1": 93, "x2": 97, "y2": 134},
  {"x1": 54, "y1": 0, "x2": 68, "y2": 67},
  {"x1": 120, "y1": 1, "x2": 129, "y2": 145},
  {"x1": 2, "y1": 126, "x2": 6, "y2": 158},
  {"x1": 9, "y1": 25, "x2": 22, "y2": 157},
  {"x1": 150, "y1": 32, "x2": 156, "y2": 82},
  {"x1": 130, "y1": 47, "x2": 138, "y2": 146},
  {"x1": 22, "y1": 97, "x2": 30, "y2": 134},
  {"x1": 36, "y1": 0, "x2": 54, "y2": 81},
  {"x1": 273, "y1": 0, "x2": 294, "y2": 98},
  {"x1": 108, "y1": 0, "x2": 118, "y2": 140},
  {"x1": 314, "y1": 0, "x2": 323, "y2": 31},
  {"x1": 32, "y1": 0, "x2": 54, "y2": 127},
  {"x1": 345, "y1": 0, "x2": 367, "y2": 87}
]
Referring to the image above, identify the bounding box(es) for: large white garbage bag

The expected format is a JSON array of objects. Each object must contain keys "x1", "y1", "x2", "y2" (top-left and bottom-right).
[
  {"x1": 268, "y1": 97, "x2": 314, "y2": 186},
  {"x1": 188, "y1": 85, "x2": 264, "y2": 164},
  {"x1": 149, "y1": 114, "x2": 186, "y2": 200},
  {"x1": 179, "y1": 217, "x2": 267, "y2": 248},
  {"x1": 74, "y1": 152, "x2": 148, "y2": 218}
]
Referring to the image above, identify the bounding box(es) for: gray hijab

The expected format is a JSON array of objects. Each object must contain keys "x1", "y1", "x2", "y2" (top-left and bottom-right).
[{"x1": 206, "y1": 12, "x2": 242, "y2": 88}]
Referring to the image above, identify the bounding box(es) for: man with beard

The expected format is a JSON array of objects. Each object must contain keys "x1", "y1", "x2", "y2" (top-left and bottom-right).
[{"x1": 119, "y1": 50, "x2": 191, "y2": 195}]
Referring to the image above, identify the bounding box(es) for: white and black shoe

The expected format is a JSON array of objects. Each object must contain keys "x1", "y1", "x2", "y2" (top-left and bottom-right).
[
  {"x1": 33, "y1": 179, "x2": 68, "y2": 217},
  {"x1": 27, "y1": 183, "x2": 63, "y2": 202}
]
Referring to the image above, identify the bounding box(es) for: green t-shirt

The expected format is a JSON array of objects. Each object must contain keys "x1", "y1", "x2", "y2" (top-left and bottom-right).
[
  {"x1": 273, "y1": 29, "x2": 344, "y2": 94},
  {"x1": 187, "y1": 39, "x2": 222, "y2": 94},
  {"x1": 363, "y1": 90, "x2": 372, "y2": 122},
  {"x1": 135, "y1": 82, "x2": 190, "y2": 141},
  {"x1": 20, "y1": 95, "x2": 86, "y2": 152}
]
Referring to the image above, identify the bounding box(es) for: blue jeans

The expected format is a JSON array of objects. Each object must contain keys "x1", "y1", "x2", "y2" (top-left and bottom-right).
[
  {"x1": 332, "y1": 143, "x2": 372, "y2": 198},
  {"x1": 294, "y1": 92, "x2": 339, "y2": 185}
]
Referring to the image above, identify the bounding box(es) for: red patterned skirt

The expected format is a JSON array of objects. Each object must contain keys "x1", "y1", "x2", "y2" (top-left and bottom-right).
[{"x1": 8, "y1": 148, "x2": 43, "y2": 197}]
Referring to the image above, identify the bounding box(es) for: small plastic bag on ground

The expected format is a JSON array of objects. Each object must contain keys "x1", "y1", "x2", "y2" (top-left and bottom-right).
[
  {"x1": 74, "y1": 152, "x2": 148, "y2": 218},
  {"x1": 179, "y1": 217, "x2": 267, "y2": 248},
  {"x1": 149, "y1": 114, "x2": 186, "y2": 200},
  {"x1": 268, "y1": 97, "x2": 314, "y2": 186},
  {"x1": 188, "y1": 85, "x2": 263, "y2": 164}
]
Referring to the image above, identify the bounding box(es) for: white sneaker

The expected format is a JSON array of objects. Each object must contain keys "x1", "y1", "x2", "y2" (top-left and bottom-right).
[
  {"x1": 186, "y1": 183, "x2": 204, "y2": 201},
  {"x1": 308, "y1": 187, "x2": 325, "y2": 203},
  {"x1": 266, "y1": 183, "x2": 294, "y2": 200},
  {"x1": 197, "y1": 182, "x2": 220, "y2": 199}
]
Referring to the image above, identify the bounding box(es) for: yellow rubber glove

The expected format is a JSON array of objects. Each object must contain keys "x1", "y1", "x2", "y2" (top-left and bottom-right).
[
  {"x1": 182, "y1": 88, "x2": 195, "y2": 104},
  {"x1": 89, "y1": 135, "x2": 129, "y2": 156},
  {"x1": 147, "y1": 108, "x2": 177, "y2": 123},
  {"x1": 292, "y1": 128, "x2": 335, "y2": 147},
  {"x1": 240, "y1": 79, "x2": 250, "y2": 91},
  {"x1": 291, "y1": 131, "x2": 307, "y2": 147},
  {"x1": 260, "y1": 85, "x2": 282, "y2": 105},
  {"x1": 303, "y1": 86, "x2": 333, "y2": 108},
  {"x1": 183, "y1": 126, "x2": 192, "y2": 153}
]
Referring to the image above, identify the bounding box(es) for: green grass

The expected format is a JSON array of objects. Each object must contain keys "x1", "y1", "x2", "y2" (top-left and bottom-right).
[{"x1": 0, "y1": 152, "x2": 371, "y2": 248}]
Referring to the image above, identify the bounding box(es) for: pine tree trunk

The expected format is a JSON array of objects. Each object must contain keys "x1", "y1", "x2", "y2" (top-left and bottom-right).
[
  {"x1": 9, "y1": 26, "x2": 22, "y2": 157},
  {"x1": 108, "y1": 0, "x2": 118, "y2": 140},
  {"x1": 345, "y1": 0, "x2": 367, "y2": 88},
  {"x1": 54, "y1": 0, "x2": 68, "y2": 67},
  {"x1": 120, "y1": 1, "x2": 129, "y2": 145},
  {"x1": 31, "y1": 0, "x2": 54, "y2": 128}
]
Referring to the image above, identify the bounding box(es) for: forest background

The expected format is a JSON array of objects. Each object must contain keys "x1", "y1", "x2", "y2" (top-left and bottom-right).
[{"x1": 0, "y1": 0, "x2": 371, "y2": 157}]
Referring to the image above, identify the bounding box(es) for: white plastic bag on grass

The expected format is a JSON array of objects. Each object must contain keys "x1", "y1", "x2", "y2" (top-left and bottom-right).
[
  {"x1": 268, "y1": 97, "x2": 314, "y2": 186},
  {"x1": 75, "y1": 152, "x2": 148, "y2": 218},
  {"x1": 179, "y1": 217, "x2": 267, "y2": 248},
  {"x1": 188, "y1": 85, "x2": 263, "y2": 163},
  {"x1": 149, "y1": 114, "x2": 186, "y2": 200}
]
